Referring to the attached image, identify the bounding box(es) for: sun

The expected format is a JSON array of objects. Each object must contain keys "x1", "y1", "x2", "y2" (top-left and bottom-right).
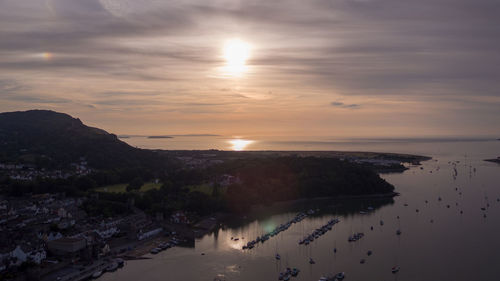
[
  {"x1": 224, "y1": 39, "x2": 250, "y2": 66},
  {"x1": 222, "y1": 39, "x2": 251, "y2": 76}
]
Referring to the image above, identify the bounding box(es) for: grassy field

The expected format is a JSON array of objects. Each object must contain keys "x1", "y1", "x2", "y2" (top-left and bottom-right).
[
  {"x1": 187, "y1": 184, "x2": 227, "y2": 195},
  {"x1": 95, "y1": 182, "x2": 162, "y2": 193}
]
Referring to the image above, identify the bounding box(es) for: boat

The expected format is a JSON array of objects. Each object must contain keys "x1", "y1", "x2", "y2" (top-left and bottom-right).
[
  {"x1": 396, "y1": 229, "x2": 401, "y2": 235},
  {"x1": 291, "y1": 268, "x2": 300, "y2": 277},
  {"x1": 392, "y1": 266, "x2": 400, "y2": 273},
  {"x1": 309, "y1": 258, "x2": 316, "y2": 264},
  {"x1": 275, "y1": 254, "x2": 281, "y2": 260},
  {"x1": 335, "y1": 272, "x2": 345, "y2": 280},
  {"x1": 367, "y1": 250, "x2": 372, "y2": 256},
  {"x1": 116, "y1": 258, "x2": 124, "y2": 267},
  {"x1": 150, "y1": 248, "x2": 160, "y2": 254},
  {"x1": 283, "y1": 274, "x2": 290, "y2": 281},
  {"x1": 360, "y1": 258, "x2": 366, "y2": 264},
  {"x1": 91, "y1": 271, "x2": 103, "y2": 279},
  {"x1": 106, "y1": 262, "x2": 118, "y2": 272},
  {"x1": 380, "y1": 220, "x2": 384, "y2": 226}
]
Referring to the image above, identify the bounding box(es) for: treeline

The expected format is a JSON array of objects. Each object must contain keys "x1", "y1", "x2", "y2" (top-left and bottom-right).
[
  {"x1": 220, "y1": 156, "x2": 395, "y2": 212},
  {"x1": 0, "y1": 156, "x2": 395, "y2": 217},
  {"x1": 89, "y1": 156, "x2": 395, "y2": 215}
]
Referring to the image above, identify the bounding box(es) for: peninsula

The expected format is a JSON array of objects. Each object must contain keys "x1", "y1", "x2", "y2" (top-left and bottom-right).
[{"x1": 0, "y1": 110, "x2": 429, "y2": 280}]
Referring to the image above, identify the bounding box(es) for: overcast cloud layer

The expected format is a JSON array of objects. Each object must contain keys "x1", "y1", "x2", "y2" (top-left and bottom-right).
[{"x1": 1, "y1": 0, "x2": 499, "y2": 137}]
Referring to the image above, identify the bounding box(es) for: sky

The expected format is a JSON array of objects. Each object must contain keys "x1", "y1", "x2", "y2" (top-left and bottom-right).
[{"x1": 0, "y1": 0, "x2": 499, "y2": 138}]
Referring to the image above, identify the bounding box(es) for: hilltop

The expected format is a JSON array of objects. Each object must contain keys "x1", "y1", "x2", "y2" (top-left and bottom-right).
[{"x1": 0, "y1": 110, "x2": 167, "y2": 170}]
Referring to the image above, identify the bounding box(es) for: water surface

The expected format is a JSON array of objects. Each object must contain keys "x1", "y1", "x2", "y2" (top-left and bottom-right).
[{"x1": 102, "y1": 140, "x2": 500, "y2": 281}]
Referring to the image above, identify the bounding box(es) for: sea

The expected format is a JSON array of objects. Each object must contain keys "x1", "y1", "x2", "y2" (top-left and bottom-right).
[{"x1": 100, "y1": 137, "x2": 500, "y2": 281}]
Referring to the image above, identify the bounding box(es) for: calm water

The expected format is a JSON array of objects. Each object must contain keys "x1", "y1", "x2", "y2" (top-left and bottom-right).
[{"x1": 102, "y1": 139, "x2": 500, "y2": 281}]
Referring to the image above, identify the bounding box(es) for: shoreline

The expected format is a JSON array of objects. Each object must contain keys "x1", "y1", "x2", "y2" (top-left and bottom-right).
[
  {"x1": 253, "y1": 192, "x2": 399, "y2": 208},
  {"x1": 114, "y1": 191, "x2": 398, "y2": 259}
]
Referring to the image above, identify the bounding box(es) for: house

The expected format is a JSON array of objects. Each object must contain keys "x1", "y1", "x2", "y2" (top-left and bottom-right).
[
  {"x1": 219, "y1": 174, "x2": 241, "y2": 186},
  {"x1": 0, "y1": 245, "x2": 47, "y2": 269},
  {"x1": 170, "y1": 211, "x2": 189, "y2": 224},
  {"x1": 47, "y1": 237, "x2": 86, "y2": 256}
]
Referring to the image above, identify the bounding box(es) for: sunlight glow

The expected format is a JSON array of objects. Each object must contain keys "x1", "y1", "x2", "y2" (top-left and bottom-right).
[
  {"x1": 34, "y1": 52, "x2": 52, "y2": 60},
  {"x1": 229, "y1": 139, "x2": 253, "y2": 151},
  {"x1": 221, "y1": 39, "x2": 251, "y2": 77},
  {"x1": 42, "y1": 52, "x2": 52, "y2": 60}
]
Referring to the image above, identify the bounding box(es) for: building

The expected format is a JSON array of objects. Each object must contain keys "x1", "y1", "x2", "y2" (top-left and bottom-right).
[{"x1": 47, "y1": 237, "x2": 86, "y2": 257}]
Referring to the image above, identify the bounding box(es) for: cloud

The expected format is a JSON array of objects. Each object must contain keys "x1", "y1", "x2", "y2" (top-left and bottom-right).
[
  {"x1": 331, "y1": 101, "x2": 361, "y2": 109},
  {"x1": 0, "y1": 0, "x2": 499, "y2": 136}
]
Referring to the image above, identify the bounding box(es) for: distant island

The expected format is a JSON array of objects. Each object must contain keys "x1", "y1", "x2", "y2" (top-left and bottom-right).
[
  {"x1": 485, "y1": 157, "x2": 500, "y2": 164},
  {"x1": 148, "y1": 135, "x2": 173, "y2": 139}
]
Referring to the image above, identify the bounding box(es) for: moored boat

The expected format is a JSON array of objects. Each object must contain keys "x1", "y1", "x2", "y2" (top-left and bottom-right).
[
  {"x1": 335, "y1": 272, "x2": 345, "y2": 280},
  {"x1": 91, "y1": 270, "x2": 103, "y2": 279}
]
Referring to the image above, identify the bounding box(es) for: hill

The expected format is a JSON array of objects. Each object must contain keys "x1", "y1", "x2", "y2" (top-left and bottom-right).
[{"x1": 0, "y1": 110, "x2": 167, "y2": 170}]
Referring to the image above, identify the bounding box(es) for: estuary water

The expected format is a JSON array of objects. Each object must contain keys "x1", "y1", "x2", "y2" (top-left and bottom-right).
[{"x1": 102, "y1": 139, "x2": 500, "y2": 281}]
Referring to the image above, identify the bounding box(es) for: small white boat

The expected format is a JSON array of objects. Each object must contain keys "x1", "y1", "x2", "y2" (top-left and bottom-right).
[
  {"x1": 92, "y1": 270, "x2": 103, "y2": 279},
  {"x1": 335, "y1": 272, "x2": 345, "y2": 280},
  {"x1": 275, "y1": 254, "x2": 281, "y2": 260},
  {"x1": 392, "y1": 266, "x2": 400, "y2": 273}
]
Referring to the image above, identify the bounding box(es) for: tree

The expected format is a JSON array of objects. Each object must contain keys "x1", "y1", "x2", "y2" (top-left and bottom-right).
[{"x1": 126, "y1": 177, "x2": 143, "y2": 192}]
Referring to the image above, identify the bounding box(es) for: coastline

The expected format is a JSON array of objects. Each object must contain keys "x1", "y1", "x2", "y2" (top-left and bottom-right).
[
  {"x1": 113, "y1": 191, "x2": 398, "y2": 259},
  {"x1": 484, "y1": 158, "x2": 500, "y2": 164}
]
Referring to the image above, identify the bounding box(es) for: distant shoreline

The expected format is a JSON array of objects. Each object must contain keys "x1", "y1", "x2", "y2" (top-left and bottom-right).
[
  {"x1": 147, "y1": 136, "x2": 173, "y2": 139},
  {"x1": 485, "y1": 158, "x2": 500, "y2": 164}
]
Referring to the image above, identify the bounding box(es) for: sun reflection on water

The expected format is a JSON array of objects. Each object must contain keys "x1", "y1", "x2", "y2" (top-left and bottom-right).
[{"x1": 229, "y1": 139, "x2": 253, "y2": 151}]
